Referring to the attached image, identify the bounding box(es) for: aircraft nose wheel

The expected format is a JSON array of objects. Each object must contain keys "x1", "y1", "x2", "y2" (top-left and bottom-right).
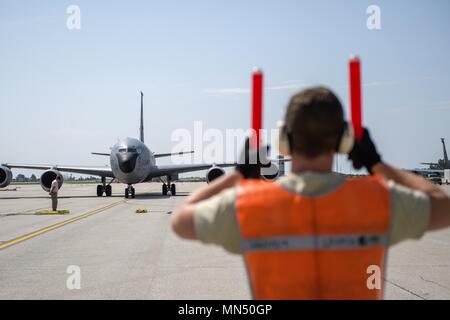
[
  {"x1": 162, "y1": 184, "x2": 168, "y2": 196},
  {"x1": 170, "y1": 184, "x2": 176, "y2": 196},
  {"x1": 125, "y1": 186, "x2": 135, "y2": 199}
]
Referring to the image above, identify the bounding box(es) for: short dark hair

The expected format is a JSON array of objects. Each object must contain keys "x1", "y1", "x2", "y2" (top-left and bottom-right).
[
  {"x1": 284, "y1": 87, "x2": 345, "y2": 158},
  {"x1": 56, "y1": 176, "x2": 61, "y2": 180}
]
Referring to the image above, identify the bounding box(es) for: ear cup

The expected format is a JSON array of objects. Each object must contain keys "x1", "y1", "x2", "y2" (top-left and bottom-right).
[
  {"x1": 337, "y1": 123, "x2": 355, "y2": 154},
  {"x1": 277, "y1": 121, "x2": 291, "y2": 156}
]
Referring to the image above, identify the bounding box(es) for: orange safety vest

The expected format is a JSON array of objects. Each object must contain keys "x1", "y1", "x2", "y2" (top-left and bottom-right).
[{"x1": 236, "y1": 175, "x2": 391, "y2": 300}]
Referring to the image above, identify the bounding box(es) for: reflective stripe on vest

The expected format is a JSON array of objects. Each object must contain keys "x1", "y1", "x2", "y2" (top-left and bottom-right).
[
  {"x1": 241, "y1": 233, "x2": 389, "y2": 252},
  {"x1": 236, "y1": 175, "x2": 391, "y2": 300}
]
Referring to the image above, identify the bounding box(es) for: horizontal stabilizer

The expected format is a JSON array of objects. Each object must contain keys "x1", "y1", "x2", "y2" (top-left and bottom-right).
[
  {"x1": 91, "y1": 152, "x2": 110, "y2": 156},
  {"x1": 153, "y1": 151, "x2": 194, "y2": 158}
]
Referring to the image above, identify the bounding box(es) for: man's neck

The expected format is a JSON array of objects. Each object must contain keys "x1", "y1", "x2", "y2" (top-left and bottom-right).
[{"x1": 290, "y1": 152, "x2": 334, "y2": 174}]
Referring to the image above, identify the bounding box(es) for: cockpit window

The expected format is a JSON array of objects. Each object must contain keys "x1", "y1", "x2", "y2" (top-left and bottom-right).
[{"x1": 118, "y1": 147, "x2": 141, "y2": 153}]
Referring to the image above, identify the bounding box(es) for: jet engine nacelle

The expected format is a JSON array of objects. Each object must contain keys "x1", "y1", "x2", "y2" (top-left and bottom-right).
[
  {"x1": 206, "y1": 166, "x2": 225, "y2": 184},
  {"x1": 40, "y1": 169, "x2": 64, "y2": 192},
  {"x1": 261, "y1": 162, "x2": 279, "y2": 181},
  {"x1": 0, "y1": 165, "x2": 13, "y2": 188}
]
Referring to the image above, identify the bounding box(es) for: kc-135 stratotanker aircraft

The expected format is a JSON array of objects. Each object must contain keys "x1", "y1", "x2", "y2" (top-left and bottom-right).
[
  {"x1": 0, "y1": 92, "x2": 282, "y2": 198},
  {"x1": 409, "y1": 138, "x2": 450, "y2": 178}
]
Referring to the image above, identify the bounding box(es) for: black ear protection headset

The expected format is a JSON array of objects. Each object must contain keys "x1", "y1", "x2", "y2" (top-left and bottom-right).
[{"x1": 277, "y1": 120, "x2": 355, "y2": 156}]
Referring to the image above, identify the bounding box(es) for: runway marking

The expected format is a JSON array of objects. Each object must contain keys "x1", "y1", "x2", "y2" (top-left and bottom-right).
[{"x1": 0, "y1": 199, "x2": 126, "y2": 251}]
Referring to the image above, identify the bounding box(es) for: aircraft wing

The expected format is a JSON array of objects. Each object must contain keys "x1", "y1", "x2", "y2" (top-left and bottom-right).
[
  {"x1": 420, "y1": 162, "x2": 439, "y2": 166},
  {"x1": 145, "y1": 163, "x2": 236, "y2": 179},
  {"x1": 145, "y1": 158, "x2": 291, "y2": 179},
  {"x1": 408, "y1": 168, "x2": 443, "y2": 175},
  {"x1": 2, "y1": 163, "x2": 115, "y2": 178}
]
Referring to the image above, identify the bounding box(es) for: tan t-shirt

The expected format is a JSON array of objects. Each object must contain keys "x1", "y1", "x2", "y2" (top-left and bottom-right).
[
  {"x1": 193, "y1": 173, "x2": 431, "y2": 254},
  {"x1": 50, "y1": 179, "x2": 59, "y2": 194}
]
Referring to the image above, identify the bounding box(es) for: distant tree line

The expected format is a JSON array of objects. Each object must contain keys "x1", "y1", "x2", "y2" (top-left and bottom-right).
[
  {"x1": 13, "y1": 174, "x2": 100, "y2": 183},
  {"x1": 14, "y1": 174, "x2": 39, "y2": 183}
]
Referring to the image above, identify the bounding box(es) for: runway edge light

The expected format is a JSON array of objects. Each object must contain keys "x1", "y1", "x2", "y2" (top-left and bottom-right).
[{"x1": 349, "y1": 56, "x2": 363, "y2": 141}]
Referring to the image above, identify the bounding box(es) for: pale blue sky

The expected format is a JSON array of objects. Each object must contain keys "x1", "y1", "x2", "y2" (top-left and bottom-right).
[{"x1": 1, "y1": 0, "x2": 450, "y2": 177}]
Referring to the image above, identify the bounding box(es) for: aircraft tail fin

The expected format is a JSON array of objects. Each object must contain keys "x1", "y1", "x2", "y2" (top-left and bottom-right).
[
  {"x1": 140, "y1": 91, "x2": 144, "y2": 143},
  {"x1": 442, "y1": 138, "x2": 448, "y2": 165}
]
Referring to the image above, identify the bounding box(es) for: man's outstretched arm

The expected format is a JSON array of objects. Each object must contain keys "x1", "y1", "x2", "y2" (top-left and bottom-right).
[
  {"x1": 171, "y1": 171, "x2": 242, "y2": 240},
  {"x1": 349, "y1": 127, "x2": 450, "y2": 232},
  {"x1": 372, "y1": 163, "x2": 450, "y2": 231},
  {"x1": 171, "y1": 139, "x2": 266, "y2": 240}
]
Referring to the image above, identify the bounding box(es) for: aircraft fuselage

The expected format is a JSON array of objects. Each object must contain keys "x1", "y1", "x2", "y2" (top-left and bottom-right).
[{"x1": 110, "y1": 137, "x2": 155, "y2": 184}]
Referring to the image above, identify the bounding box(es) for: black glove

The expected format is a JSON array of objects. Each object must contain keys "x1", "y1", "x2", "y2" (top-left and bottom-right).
[
  {"x1": 348, "y1": 128, "x2": 382, "y2": 174},
  {"x1": 236, "y1": 138, "x2": 270, "y2": 179}
]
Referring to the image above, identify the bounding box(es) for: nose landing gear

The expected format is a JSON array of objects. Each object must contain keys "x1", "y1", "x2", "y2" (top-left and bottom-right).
[{"x1": 125, "y1": 185, "x2": 135, "y2": 199}]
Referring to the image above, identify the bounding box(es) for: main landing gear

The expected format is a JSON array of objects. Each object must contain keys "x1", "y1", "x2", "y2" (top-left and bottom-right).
[
  {"x1": 125, "y1": 185, "x2": 135, "y2": 199},
  {"x1": 97, "y1": 177, "x2": 113, "y2": 197},
  {"x1": 162, "y1": 176, "x2": 176, "y2": 196}
]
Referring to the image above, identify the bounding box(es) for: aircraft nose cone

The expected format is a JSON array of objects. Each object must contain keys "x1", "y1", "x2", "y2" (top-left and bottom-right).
[{"x1": 117, "y1": 153, "x2": 138, "y2": 173}]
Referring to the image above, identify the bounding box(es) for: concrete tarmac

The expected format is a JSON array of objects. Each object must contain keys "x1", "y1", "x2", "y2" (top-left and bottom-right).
[{"x1": 0, "y1": 183, "x2": 449, "y2": 300}]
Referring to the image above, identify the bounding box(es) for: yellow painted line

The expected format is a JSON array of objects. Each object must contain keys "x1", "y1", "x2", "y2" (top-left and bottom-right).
[{"x1": 0, "y1": 200, "x2": 126, "y2": 251}]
